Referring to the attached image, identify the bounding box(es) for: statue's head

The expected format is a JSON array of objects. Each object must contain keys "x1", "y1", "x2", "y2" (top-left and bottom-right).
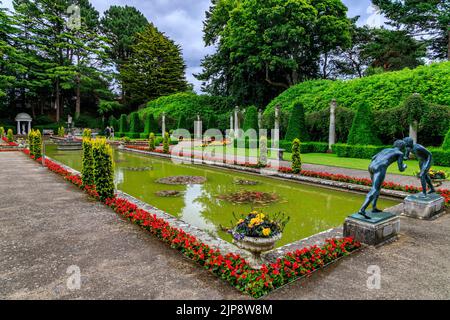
[
  {"x1": 403, "y1": 137, "x2": 414, "y2": 148},
  {"x1": 393, "y1": 140, "x2": 406, "y2": 151}
]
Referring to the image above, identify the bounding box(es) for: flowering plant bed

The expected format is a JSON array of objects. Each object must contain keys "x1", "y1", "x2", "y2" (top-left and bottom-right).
[
  {"x1": 228, "y1": 211, "x2": 289, "y2": 239},
  {"x1": 217, "y1": 190, "x2": 279, "y2": 205},
  {"x1": 156, "y1": 175, "x2": 207, "y2": 185},
  {"x1": 2, "y1": 136, "x2": 18, "y2": 146},
  {"x1": 233, "y1": 178, "x2": 259, "y2": 185},
  {"x1": 22, "y1": 148, "x2": 362, "y2": 298},
  {"x1": 156, "y1": 190, "x2": 183, "y2": 197}
]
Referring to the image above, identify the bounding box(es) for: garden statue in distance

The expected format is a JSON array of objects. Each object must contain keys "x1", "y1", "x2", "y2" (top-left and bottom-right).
[
  {"x1": 403, "y1": 137, "x2": 435, "y2": 197},
  {"x1": 358, "y1": 140, "x2": 408, "y2": 219}
]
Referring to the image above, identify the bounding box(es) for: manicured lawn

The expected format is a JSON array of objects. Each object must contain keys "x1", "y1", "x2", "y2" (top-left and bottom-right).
[
  {"x1": 285, "y1": 152, "x2": 450, "y2": 179},
  {"x1": 195, "y1": 145, "x2": 450, "y2": 179}
]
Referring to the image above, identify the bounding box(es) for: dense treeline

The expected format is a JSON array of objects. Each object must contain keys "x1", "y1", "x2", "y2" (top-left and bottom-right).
[{"x1": 0, "y1": 0, "x2": 188, "y2": 127}]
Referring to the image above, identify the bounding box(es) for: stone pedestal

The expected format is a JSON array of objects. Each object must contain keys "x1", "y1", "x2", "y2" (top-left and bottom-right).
[
  {"x1": 344, "y1": 211, "x2": 400, "y2": 246},
  {"x1": 404, "y1": 193, "x2": 444, "y2": 220}
]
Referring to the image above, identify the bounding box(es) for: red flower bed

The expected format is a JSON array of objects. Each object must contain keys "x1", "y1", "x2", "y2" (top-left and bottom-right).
[
  {"x1": 2, "y1": 136, "x2": 18, "y2": 146},
  {"x1": 24, "y1": 147, "x2": 361, "y2": 298}
]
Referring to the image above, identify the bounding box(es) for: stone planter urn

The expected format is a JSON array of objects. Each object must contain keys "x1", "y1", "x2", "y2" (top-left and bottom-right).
[{"x1": 232, "y1": 232, "x2": 282, "y2": 268}]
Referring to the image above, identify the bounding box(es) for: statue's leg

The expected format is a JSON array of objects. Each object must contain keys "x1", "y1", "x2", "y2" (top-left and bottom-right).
[
  {"x1": 426, "y1": 174, "x2": 435, "y2": 194},
  {"x1": 371, "y1": 170, "x2": 386, "y2": 212},
  {"x1": 358, "y1": 169, "x2": 378, "y2": 219},
  {"x1": 419, "y1": 161, "x2": 428, "y2": 196}
]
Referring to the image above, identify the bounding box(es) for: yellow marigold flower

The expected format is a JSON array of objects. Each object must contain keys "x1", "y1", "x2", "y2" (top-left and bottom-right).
[
  {"x1": 237, "y1": 219, "x2": 244, "y2": 224},
  {"x1": 262, "y1": 228, "x2": 271, "y2": 236},
  {"x1": 250, "y1": 218, "x2": 262, "y2": 226},
  {"x1": 257, "y1": 213, "x2": 265, "y2": 220}
]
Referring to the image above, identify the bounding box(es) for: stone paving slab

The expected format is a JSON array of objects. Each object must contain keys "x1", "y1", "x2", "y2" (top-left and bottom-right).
[{"x1": 1, "y1": 152, "x2": 449, "y2": 300}]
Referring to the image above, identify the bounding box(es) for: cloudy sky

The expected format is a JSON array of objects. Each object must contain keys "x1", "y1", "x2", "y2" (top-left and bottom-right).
[{"x1": 1, "y1": 0, "x2": 382, "y2": 92}]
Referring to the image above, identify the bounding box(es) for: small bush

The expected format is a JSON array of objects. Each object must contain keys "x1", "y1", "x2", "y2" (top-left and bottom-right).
[
  {"x1": 82, "y1": 128, "x2": 92, "y2": 139},
  {"x1": 149, "y1": 133, "x2": 156, "y2": 151},
  {"x1": 92, "y1": 138, "x2": 115, "y2": 201},
  {"x1": 259, "y1": 135, "x2": 268, "y2": 166},
  {"x1": 57, "y1": 126, "x2": 65, "y2": 137},
  {"x1": 82, "y1": 138, "x2": 95, "y2": 187},
  {"x1": 7, "y1": 128, "x2": 13, "y2": 142},
  {"x1": 109, "y1": 115, "x2": 119, "y2": 132},
  {"x1": 429, "y1": 148, "x2": 450, "y2": 167},
  {"x1": 27, "y1": 130, "x2": 34, "y2": 157},
  {"x1": 32, "y1": 129, "x2": 42, "y2": 159},
  {"x1": 0, "y1": 127, "x2": 4, "y2": 138},
  {"x1": 291, "y1": 139, "x2": 302, "y2": 173},
  {"x1": 163, "y1": 132, "x2": 170, "y2": 154}
]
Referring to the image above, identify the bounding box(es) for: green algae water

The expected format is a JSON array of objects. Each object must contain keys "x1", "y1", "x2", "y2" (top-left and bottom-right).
[{"x1": 45, "y1": 144, "x2": 398, "y2": 247}]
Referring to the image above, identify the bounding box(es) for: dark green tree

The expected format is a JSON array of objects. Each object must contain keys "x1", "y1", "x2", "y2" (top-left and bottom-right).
[
  {"x1": 207, "y1": 113, "x2": 218, "y2": 129},
  {"x1": 373, "y1": 0, "x2": 450, "y2": 60},
  {"x1": 442, "y1": 127, "x2": 450, "y2": 150},
  {"x1": 129, "y1": 112, "x2": 142, "y2": 133},
  {"x1": 177, "y1": 113, "x2": 188, "y2": 130},
  {"x1": 243, "y1": 106, "x2": 259, "y2": 131},
  {"x1": 285, "y1": 101, "x2": 309, "y2": 142},
  {"x1": 197, "y1": 0, "x2": 352, "y2": 106},
  {"x1": 347, "y1": 103, "x2": 381, "y2": 145},
  {"x1": 121, "y1": 23, "x2": 188, "y2": 107},
  {"x1": 100, "y1": 5, "x2": 148, "y2": 99}
]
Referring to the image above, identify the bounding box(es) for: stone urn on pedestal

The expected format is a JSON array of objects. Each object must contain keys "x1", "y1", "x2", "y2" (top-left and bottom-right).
[{"x1": 232, "y1": 232, "x2": 282, "y2": 268}]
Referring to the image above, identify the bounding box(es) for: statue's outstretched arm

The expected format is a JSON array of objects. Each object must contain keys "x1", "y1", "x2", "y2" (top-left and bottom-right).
[{"x1": 397, "y1": 153, "x2": 407, "y2": 172}]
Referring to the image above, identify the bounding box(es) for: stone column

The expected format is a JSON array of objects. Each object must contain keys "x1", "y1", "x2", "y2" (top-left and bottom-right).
[
  {"x1": 328, "y1": 99, "x2": 337, "y2": 151},
  {"x1": 234, "y1": 106, "x2": 240, "y2": 138},
  {"x1": 17, "y1": 121, "x2": 20, "y2": 135},
  {"x1": 409, "y1": 121, "x2": 418, "y2": 144},
  {"x1": 195, "y1": 114, "x2": 202, "y2": 140},
  {"x1": 162, "y1": 112, "x2": 166, "y2": 135},
  {"x1": 274, "y1": 104, "x2": 280, "y2": 132},
  {"x1": 28, "y1": 121, "x2": 31, "y2": 134},
  {"x1": 258, "y1": 109, "x2": 263, "y2": 130}
]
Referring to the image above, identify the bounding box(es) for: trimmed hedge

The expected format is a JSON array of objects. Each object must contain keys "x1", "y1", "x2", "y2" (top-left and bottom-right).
[
  {"x1": 285, "y1": 100, "x2": 309, "y2": 142},
  {"x1": 265, "y1": 62, "x2": 450, "y2": 115},
  {"x1": 243, "y1": 106, "x2": 259, "y2": 132},
  {"x1": 347, "y1": 103, "x2": 381, "y2": 145},
  {"x1": 232, "y1": 139, "x2": 328, "y2": 154},
  {"x1": 92, "y1": 138, "x2": 115, "y2": 201},
  {"x1": 429, "y1": 148, "x2": 450, "y2": 167},
  {"x1": 332, "y1": 144, "x2": 388, "y2": 159}
]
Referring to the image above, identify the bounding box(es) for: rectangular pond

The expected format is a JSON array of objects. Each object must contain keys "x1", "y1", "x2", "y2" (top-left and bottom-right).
[{"x1": 45, "y1": 144, "x2": 399, "y2": 247}]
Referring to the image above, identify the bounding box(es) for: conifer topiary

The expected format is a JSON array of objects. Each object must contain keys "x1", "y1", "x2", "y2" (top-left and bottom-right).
[
  {"x1": 92, "y1": 138, "x2": 115, "y2": 201},
  {"x1": 119, "y1": 114, "x2": 128, "y2": 134},
  {"x1": 33, "y1": 129, "x2": 42, "y2": 159},
  {"x1": 347, "y1": 103, "x2": 381, "y2": 145},
  {"x1": 82, "y1": 138, "x2": 95, "y2": 187},
  {"x1": 149, "y1": 133, "x2": 156, "y2": 151},
  {"x1": 285, "y1": 101, "x2": 309, "y2": 142},
  {"x1": 291, "y1": 138, "x2": 302, "y2": 174},
  {"x1": 442, "y1": 128, "x2": 450, "y2": 150},
  {"x1": 243, "y1": 106, "x2": 259, "y2": 132},
  {"x1": 163, "y1": 132, "x2": 170, "y2": 154},
  {"x1": 7, "y1": 128, "x2": 13, "y2": 142},
  {"x1": 129, "y1": 112, "x2": 142, "y2": 133},
  {"x1": 0, "y1": 127, "x2": 4, "y2": 138},
  {"x1": 144, "y1": 113, "x2": 158, "y2": 134}
]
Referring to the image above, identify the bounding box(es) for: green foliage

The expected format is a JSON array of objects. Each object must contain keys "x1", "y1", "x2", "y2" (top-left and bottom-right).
[
  {"x1": 7, "y1": 128, "x2": 13, "y2": 142},
  {"x1": 129, "y1": 112, "x2": 142, "y2": 133},
  {"x1": 332, "y1": 144, "x2": 388, "y2": 160},
  {"x1": 403, "y1": 93, "x2": 429, "y2": 125},
  {"x1": 108, "y1": 115, "x2": 119, "y2": 131},
  {"x1": 98, "y1": 100, "x2": 123, "y2": 116},
  {"x1": 306, "y1": 106, "x2": 354, "y2": 143},
  {"x1": 163, "y1": 132, "x2": 170, "y2": 154},
  {"x1": 144, "y1": 113, "x2": 158, "y2": 134},
  {"x1": 347, "y1": 103, "x2": 381, "y2": 146},
  {"x1": 149, "y1": 133, "x2": 156, "y2": 151},
  {"x1": 119, "y1": 114, "x2": 129, "y2": 134},
  {"x1": 74, "y1": 114, "x2": 102, "y2": 129},
  {"x1": 198, "y1": 0, "x2": 352, "y2": 106},
  {"x1": 82, "y1": 138, "x2": 95, "y2": 187},
  {"x1": 372, "y1": 0, "x2": 449, "y2": 60},
  {"x1": 243, "y1": 106, "x2": 259, "y2": 132},
  {"x1": 0, "y1": 127, "x2": 4, "y2": 138},
  {"x1": 428, "y1": 148, "x2": 450, "y2": 167},
  {"x1": 442, "y1": 128, "x2": 450, "y2": 151},
  {"x1": 27, "y1": 130, "x2": 34, "y2": 157},
  {"x1": 265, "y1": 62, "x2": 450, "y2": 116},
  {"x1": 121, "y1": 23, "x2": 188, "y2": 107},
  {"x1": 177, "y1": 113, "x2": 188, "y2": 130},
  {"x1": 259, "y1": 135, "x2": 268, "y2": 166},
  {"x1": 138, "y1": 92, "x2": 235, "y2": 131},
  {"x1": 291, "y1": 139, "x2": 302, "y2": 174},
  {"x1": 285, "y1": 101, "x2": 309, "y2": 142},
  {"x1": 82, "y1": 129, "x2": 92, "y2": 139},
  {"x1": 92, "y1": 138, "x2": 115, "y2": 201},
  {"x1": 207, "y1": 113, "x2": 218, "y2": 130},
  {"x1": 57, "y1": 127, "x2": 65, "y2": 138},
  {"x1": 32, "y1": 130, "x2": 42, "y2": 159}
]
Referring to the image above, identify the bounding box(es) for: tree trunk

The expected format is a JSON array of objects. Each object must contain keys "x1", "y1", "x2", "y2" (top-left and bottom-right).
[
  {"x1": 55, "y1": 80, "x2": 60, "y2": 122},
  {"x1": 75, "y1": 73, "x2": 81, "y2": 118}
]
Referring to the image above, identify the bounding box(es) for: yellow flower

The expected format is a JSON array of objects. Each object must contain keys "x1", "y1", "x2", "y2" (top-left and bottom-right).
[
  {"x1": 249, "y1": 217, "x2": 262, "y2": 227},
  {"x1": 262, "y1": 228, "x2": 271, "y2": 236},
  {"x1": 257, "y1": 213, "x2": 265, "y2": 220},
  {"x1": 237, "y1": 219, "x2": 244, "y2": 225}
]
